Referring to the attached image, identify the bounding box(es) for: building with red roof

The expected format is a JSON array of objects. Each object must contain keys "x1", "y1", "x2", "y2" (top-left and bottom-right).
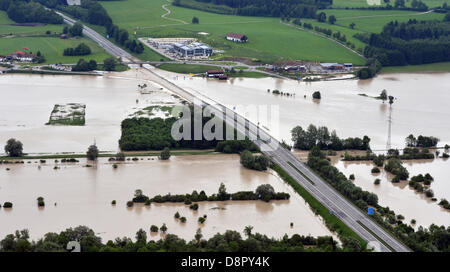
[{"x1": 226, "y1": 33, "x2": 248, "y2": 43}]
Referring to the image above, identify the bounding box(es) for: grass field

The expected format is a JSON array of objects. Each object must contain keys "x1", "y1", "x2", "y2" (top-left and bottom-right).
[
  {"x1": 323, "y1": 9, "x2": 445, "y2": 32},
  {"x1": 99, "y1": 0, "x2": 366, "y2": 64},
  {"x1": 0, "y1": 11, "x2": 112, "y2": 64},
  {"x1": 157, "y1": 63, "x2": 219, "y2": 73},
  {"x1": 332, "y1": 0, "x2": 446, "y2": 8},
  {"x1": 98, "y1": 0, "x2": 447, "y2": 65}
]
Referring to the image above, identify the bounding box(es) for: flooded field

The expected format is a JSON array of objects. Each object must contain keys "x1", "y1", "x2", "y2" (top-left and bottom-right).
[
  {"x1": 0, "y1": 72, "x2": 179, "y2": 154},
  {"x1": 333, "y1": 157, "x2": 450, "y2": 227},
  {"x1": 294, "y1": 150, "x2": 450, "y2": 227},
  {"x1": 0, "y1": 154, "x2": 333, "y2": 241},
  {"x1": 156, "y1": 70, "x2": 450, "y2": 151}
]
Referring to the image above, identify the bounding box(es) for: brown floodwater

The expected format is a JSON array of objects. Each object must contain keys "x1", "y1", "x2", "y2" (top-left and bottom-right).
[
  {"x1": 0, "y1": 154, "x2": 333, "y2": 241},
  {"x1": 294, "y1": 150, "x2": 450, "y2": 227},
  {"x1": 0, "y1": 72, "x2": 176, "y2": 154},
  {"x1": 154, "y1": 69, "x2": 450, "y2": 151}
]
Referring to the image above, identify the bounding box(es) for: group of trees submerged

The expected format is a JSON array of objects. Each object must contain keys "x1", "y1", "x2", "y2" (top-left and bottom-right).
[
  {"x1": 307, "y1": 146, "x2": 450, "y2": 252},
  {"x1": 291, "y1": 124, "x2": 370, "y2": 151},
  {"x1": 129, "y1": 183, "x2": 289, "y2": 206}
]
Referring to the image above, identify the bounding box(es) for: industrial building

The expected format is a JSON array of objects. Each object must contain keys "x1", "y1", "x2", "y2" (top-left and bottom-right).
[{"x1": 172, "y1": 42, "x2": 213, "y2": 58}]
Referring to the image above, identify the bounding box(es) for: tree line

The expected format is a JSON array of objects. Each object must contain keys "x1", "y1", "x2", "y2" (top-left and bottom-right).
[
  {"x1": 291, "y1": 124, "x2": 371, "y2": 150},
  {"x1": 0, "y1": 225, "x2": 354, "y2": 252},
  {"x1": 63, "y1": 43, "x2": 91, "y2": 56},
  {"x1": 174, "y1": 0, "x2": 333, "y2": 19},
  {"x1": 360, "y1": 19, "x2": 450, "y2": 66},
  {"x1": 307, "y1": 146, "x2": 450, "y2": 252},
  {"x1": 0, "y1": 0, "x2": 63, "y2": 24}
]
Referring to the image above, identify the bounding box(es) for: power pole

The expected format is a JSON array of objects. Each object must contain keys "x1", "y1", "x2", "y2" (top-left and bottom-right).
[{"x1": 386, "y1": 96, "x2": 394, "y2": 150}]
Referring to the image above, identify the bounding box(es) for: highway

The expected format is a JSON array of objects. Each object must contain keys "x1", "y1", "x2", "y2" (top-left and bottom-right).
[
  {"x1": 139, "y1": 66, "x2": 410, "y2": 252},
  {"x1": 55, "y1": 11, "x2": 137, "y2": 63},
  {"x1": 60, "y1": 14, "x2": 410, "y2": 252}
]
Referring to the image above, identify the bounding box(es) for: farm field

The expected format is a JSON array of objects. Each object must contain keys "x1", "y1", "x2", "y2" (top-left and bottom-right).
[
  {"x1": 322, "y1": 8, "x2": 445, "y2": 32},
  {"x1": 99, "y1": 0, "x2": 366, "y2": 64},
  {"x1": 332, "y1": 0, "x2": 446, "y2": 8},
  {"x1": 0, "y1": 11, "x2": 112, "y2": 64}
]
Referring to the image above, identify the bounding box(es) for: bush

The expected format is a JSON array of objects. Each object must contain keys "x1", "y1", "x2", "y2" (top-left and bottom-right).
[
  {"x1": 160, "y1": 147, "x2": 171, "y2": 160},
  {"x1": 198, "y1": 217, "x2": 206, "y2": 224},
  {"x1": 111, "y1": 200, "x2": 116, "y2": 205},
  {"x1": 3, "y1": 202, "x2": 13, "y2": 208},
  {"x1": 37, "y1": 197, "x2": 45, "y2": 207},
  {"x1": 126, "y1": 201, "x2": 134, "y2": 207},
  {"x1": 189, "y1": 203, "x2": 199, "y2": 211},
  {"x1": 374, "y1": 179, "x2": 381, "y2": 185},
  {"x1": 312, "y1": 91, "x2": 321, "y2": 99},
  {"x1": 371, "y1": 167, "x2": 380, "y2": 173},
  {"x1": 180, "y1": 217, "x2": 187, "y2": 223},
  {"x1": 349, "y1": 174, "x2": 355, "y2": 180},
  {"x1": 240, "y1": 150, "x2": 269, "y2": 171},
  {"x1": 174, "y1": 212, "x2": 180, "y2": 219}
]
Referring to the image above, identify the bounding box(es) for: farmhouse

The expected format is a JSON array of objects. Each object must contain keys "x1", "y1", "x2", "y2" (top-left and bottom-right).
[
  {"x1": 5, "y1": 51, "x2": 36, "y2": 62},
  {"x1": 226, "y1": 33, "x2": 248, "y2": 43}
]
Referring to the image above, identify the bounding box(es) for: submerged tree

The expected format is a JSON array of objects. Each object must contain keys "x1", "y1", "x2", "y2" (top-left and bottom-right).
[{"x1": 4, "y1": 138, "x2": 23, "y2": 157}]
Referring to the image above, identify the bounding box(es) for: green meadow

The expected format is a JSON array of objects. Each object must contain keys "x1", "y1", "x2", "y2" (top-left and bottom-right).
[
  {"x1": 332, "y1": 0, "x2": 446, "y2": 8},
  {"x1": 100, "y1": 0, "x2": 366, "y2": 64},
  {"x1": 323, "y1": 8, "x2": 445, "y2": 32},
  {"x1": 0, "y1": 11, "x2": 112, "y2": 64}
]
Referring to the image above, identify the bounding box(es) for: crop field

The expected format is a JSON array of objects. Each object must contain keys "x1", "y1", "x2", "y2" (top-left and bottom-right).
[
  {"x1": 0, "y1": 11, "x2": 112, "y2": 64},
  {"x1": 0, "y1": 36, "x2": 112, "y2": 64}
]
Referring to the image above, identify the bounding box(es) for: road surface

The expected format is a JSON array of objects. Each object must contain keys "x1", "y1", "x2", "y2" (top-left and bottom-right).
[
  {"x1": 60, "y1": 15, "x2": 410, "y2": 252},
  {"x1": 55, "y1": 11, "x2": 138, "y2": 63}
]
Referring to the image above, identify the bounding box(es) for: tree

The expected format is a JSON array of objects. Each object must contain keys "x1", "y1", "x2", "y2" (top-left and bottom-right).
[
  {"x1": 135, "y1": 228, "x2": 147, "y2": 242},
  {"x1": 218, "y1": 182, "x2": 228, "y2": 200},
  {"x1": 328, "y1": 15, "x2": 336, "y2": 25},
  {"x1": 349, "y1": 22, "x2": 355, "y2": 29},
  {"x1": 194, "y1": 228, "x2": 202, "y2": 243},
  {"x1": 4, "y1": 138, "x2": 23, "y2": 157},
  {"x1": 103, "y1": 57, "x2": 116, "y2": 71},
  {"x1": 255, "y1": 184, "x2": 275, "y2": 200},
  {"x1": 317, "y1": 12, "x2": 326, "y2": 23},
  {"x1": 379, "y1": 89, "x2": 388, "y2": 101},
  {"x1": 160, "y1": 147, "x2": 171, "y2": 160},
  {"x1": 192, "y1": 16, "x2": 199, "y2": 24},
  {"x1": 88, "y1": 60, "x2": 97, "y2": 71},
  {"x1": 244, "y1": 225, "x2": 253, "y2": 237},
  {"x1": 69, "y1": 23, "x2": 83, "y2": 37},
  {"x1": 394, "y1": 0, "x2": 405, "y2": 8},
  {"x1": 405, "y1": 134, "x2": 417, "y2": 147},
  {"x1": 150, "y1": 225, "x2": 159, "y2": 232},
  {"x1": 86, "y1": 144, "x2": 99, "y2": 161},
  {"x1": 160, "y1": 223, "x2": 168, "y2": 233},
  {"x1": 312, "y1": 91, "x2": 321, "y2": 99}
]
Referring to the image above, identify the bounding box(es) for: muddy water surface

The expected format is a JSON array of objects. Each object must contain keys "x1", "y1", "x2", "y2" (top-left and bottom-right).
[{"x1": 0, "y1": 154, "x2": 333, "y2": 241}]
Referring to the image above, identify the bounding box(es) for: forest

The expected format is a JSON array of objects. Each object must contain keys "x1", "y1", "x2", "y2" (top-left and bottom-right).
[
  {"x1": 360, "y1": 19, "x2": 450, "y2": 66},
  {"x1": 174, "y1": 0, "x2": 333, "y2": 18},
  {"x1": 0, "y1": 0, "x2": 63, "y2": 24}
]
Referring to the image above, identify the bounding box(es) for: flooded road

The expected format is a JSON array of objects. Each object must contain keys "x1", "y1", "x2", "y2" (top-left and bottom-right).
[
  {"x1": 156, "y1": 70, "x2": 450, "y2": 151},
  {"x1": 0, "y1": 154, "x2": 333, "y2": 241}
]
